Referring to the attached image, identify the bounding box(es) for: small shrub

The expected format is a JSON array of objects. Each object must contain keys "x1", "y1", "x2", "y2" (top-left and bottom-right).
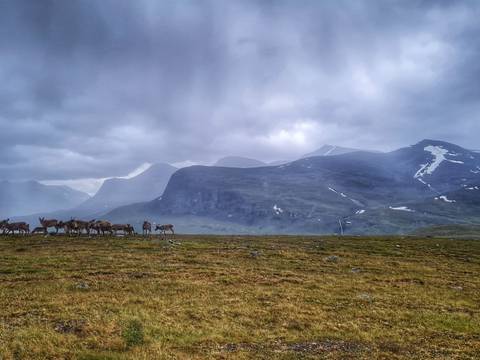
[{"x1": 122, "y1": 319, "x2": 144, "y2": 348}]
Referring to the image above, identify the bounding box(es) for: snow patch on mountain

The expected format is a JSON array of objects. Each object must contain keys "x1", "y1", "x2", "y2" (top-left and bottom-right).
[
  {"x1": 328, "y1": 187, "x2": 362, "y2": 206},
  {"x1": 414, "y1": 145, "x2": 465, "y2": 180},
  {"x1": 417, "y1": 178, "x2": 435, "y2": 191},
  {"x1": 389, "y1": 206, "x2": 415, "y2": 212},
  {"x1": 435, "y1": 195, "x2": 456, "y2": 203},
  {"x1": 470, "y1": 166, "x2": 480, "y2": 174},
  {"x1": 273, "y1": 204, "x2": 284, "y2": 215}
]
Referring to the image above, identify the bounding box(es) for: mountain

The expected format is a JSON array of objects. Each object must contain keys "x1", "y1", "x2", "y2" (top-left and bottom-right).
[
  {"x1": 213, "y1": 156, "x2": 266, "y2": 168},
  {"x1": 302, "y1": 144, "x2": 364, "y2": 158},
  {"x1": 268, "y1": 160, "x2": 290, "y2": 166},
  {"x1": 75, "y1": 163, "x2": 177, "y2": 214},
  {"x1": 107, "y1": 140, "x2": 480, "y2": 234},
  {"x1": 0, "y1": 180, "x2": 89, "y2": 218}
]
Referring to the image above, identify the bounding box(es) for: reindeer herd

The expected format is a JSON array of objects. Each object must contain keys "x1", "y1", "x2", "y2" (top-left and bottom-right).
[{"x1": 0, "y1": 217, "x2": 175, "y2": 239}]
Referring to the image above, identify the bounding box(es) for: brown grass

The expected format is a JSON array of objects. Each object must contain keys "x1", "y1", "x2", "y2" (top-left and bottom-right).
[{"x1": 0, "y1": 234, "x2": 479, "y2": 359}]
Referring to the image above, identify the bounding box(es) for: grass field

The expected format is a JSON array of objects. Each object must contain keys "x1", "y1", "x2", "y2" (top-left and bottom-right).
[{"x1": 0, "y1": 234, "x2": 479, "y2": 359}]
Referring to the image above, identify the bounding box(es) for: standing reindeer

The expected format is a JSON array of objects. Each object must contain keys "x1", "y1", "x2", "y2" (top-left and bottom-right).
[
  {"x1": 39, "y1": 217, "x2": 61, "y2": 235},
  {"x1": 112, "y1": 224, "x2": 135, "y2": 236},
  {"x1": 0, "y1": 219, "x2": 9, "y2": 234},
  {"x1": 4, "y1": 221, "x2": 29, "y2": 236},
  {"x1": 57, "y1": 219, "x2": 78, "y2": 236},
  {"x1": 74, "y1": 219, "x2": 96, "y2": 236},
  {"x1": 96, "y1": 220, "x2": 113, "y2": 236},
  {"x1": 142, "y1": 221, "x2": 151, "y2": 236},
  {"x1": 155, "y1": 224, "x2": 175, "y2": 240}
]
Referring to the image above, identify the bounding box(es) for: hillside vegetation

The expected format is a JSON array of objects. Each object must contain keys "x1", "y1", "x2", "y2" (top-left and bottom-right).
[
  {"x1": 0, "y1": 235, "x2": 479, "y2": 359},
  {"x1": 413, "y1": 224, "x2": 480, "y2": 239}
]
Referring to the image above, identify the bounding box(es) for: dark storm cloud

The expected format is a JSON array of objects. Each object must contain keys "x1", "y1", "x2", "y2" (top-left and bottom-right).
[{"x1": 1, "y1": 0, "x2": 480, "y2": 186}]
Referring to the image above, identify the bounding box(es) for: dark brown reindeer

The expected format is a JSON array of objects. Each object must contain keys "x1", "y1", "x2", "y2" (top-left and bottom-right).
[
  {"x1": 96, "y1": 220, "x2": 113, "y2": 236},
  {"x1": 112, "y1": 224, "x2": 134, "y2": 236},
  {"x1": 142, "y1": 221, "x2": 152, "y2": 236},
  {"x1": 89, "y1": 221, "x2": 101, "y2": 235},
  {"x1": 5, "y1": 221, "x2": 29, "y2": 235},
  {"x1": 57, "y1": 220, "x2": 75, "y2": 236},
  {"x1": 57, "y1": 219, "x2": 81, "y2": 236},
  {"x1": 155, "y1": 224, "x2": 175, "y2": 240},
  {"x1": 31, "y1": 226, "x2": 46, "y2": 234},
  {"x1": 74, "y1": 219, "x2": 96, "y2": 236},
  {"x1": 39, "y1": 217, "x2": 61, "y2": 234},
  {"x1": 0, "y1": 219, "x2": 9, "y2": 234}
]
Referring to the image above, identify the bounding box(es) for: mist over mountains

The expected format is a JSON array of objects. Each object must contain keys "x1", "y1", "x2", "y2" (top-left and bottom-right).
[
  {"x1": 8, "y1": 139, "x2": 479, "y2": 235},
  {"x1": 0, "y1": 181, "x2": 89, "y2": 218},
  {"x1": 75, "y1": 163, "x2": 177, "y2": 214}
]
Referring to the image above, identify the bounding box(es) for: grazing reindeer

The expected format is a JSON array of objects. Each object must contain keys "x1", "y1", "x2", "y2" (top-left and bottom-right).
[
  {"x1": 0, "y1": 219, "x2": 9, "y2": 234},
  {"x1": 31, "y1": 226, "x2": 46, "y2": 234},
  {"x1": 57, "y1": 219, "x2": 78, "y2": 236},
  {"x1": 112, "y1": 224, "x2": 134, "y2": 236},
  {"x1": 74, "y1": 219, "x2": 96, "y2": 236},
  {"x1": 125, "y1": 224, "x2": 135, "y2": 235},
  {"x1": 96, "y1": 220, "x2": 113, "y2": 236},
  {"x1": 39, "y1": 217, "x2": 60, "y2": 234},
  {"x1": 5, "y1": 222, "x2": 29, "y2": 236},
  {"x1": 90, "y1": 220, "x2": 101, "y2": 235},
  {"x1": 155, "y1": 224, "x2": 175, "y2": 240},
  {"x1": 142, "y1": 221, "x2": 151, "y2": 236}
]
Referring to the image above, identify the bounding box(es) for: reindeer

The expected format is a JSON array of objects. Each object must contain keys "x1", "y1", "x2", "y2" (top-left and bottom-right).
[
  {"x1": 57, "y1": 219, "x2": 78, "y2": 236},
  {"x1": 112, "y1": 224, "x2": 134, "y2": 236},
  {"x1": 38, "y1": 217, "x2": 60, "y2": 234},
  {"x1": 74, "y1": 219, "x2": 96, "y2": 236},
  {"x1": 155, "y1": 224, "x2": 175, "y2": 240},
  {"x1": 142, "y1": 221, "x2": 151, "y2": 236},
  {"x1": 89, "y1": 221, "x2": 101, "y2": 235},
  {"x1": 126, "y1": 224, "x2": 135, "y2": 235},
  {"x1": 31, "y1": 226, "x2": 46, "y2": 234},
  {"x1": 0, "y1": 219, "x2": 9, "y2": 234},
  {"x1": 5, "y1": 221, "x2": 29, "y2": 236},
  {"x1": 96, "y1": 220, "x2": 113, "y2": 236}
]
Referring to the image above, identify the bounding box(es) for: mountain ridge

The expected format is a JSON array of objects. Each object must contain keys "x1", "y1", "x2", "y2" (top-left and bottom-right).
[{"x1": 106, "y1": 139, "x2": 480, "y2": 234}]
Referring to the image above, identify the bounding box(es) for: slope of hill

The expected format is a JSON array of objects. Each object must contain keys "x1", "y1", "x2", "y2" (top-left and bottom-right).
[
  {"x1": 75, "y1": 163, "x2": 177, "y2": 214},
  {"x1": 0, "y1": 180, "x2": 89, "y2": 218},
  {"x1": 107, "y1": 140, "x2": 480, "y2": 234},
  {"x1": 213, "y1": 156, "x2": 266, "y2": 168},
  {"x1": 412, "y1": 224, "x2": 480, "y2": 238}
]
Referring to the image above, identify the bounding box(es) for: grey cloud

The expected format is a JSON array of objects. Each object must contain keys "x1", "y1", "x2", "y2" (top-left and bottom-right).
[{"x1": 0, "y1": 0, "x2": 480, "y2": 183}]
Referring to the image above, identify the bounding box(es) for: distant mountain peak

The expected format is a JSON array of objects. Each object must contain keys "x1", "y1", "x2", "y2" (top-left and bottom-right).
[
  {"x1": 74, "y1": 162, "x2": 177, "y2": 213},
  {"x1": 213, "y1": 156, "x2": 266, "y2": 168},
  {"x1": 414, "y1": 139, "x2": 465, "y2": 149}
]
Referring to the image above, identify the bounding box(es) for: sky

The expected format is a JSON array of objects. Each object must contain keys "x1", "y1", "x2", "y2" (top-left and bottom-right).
[{"x1": 1, "y1": 0, "x2": 480, "y2": 193}]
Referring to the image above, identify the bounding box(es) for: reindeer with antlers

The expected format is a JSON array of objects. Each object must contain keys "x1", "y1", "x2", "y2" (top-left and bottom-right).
[
  {"x1": 142, "y1": 221, "x2": 152, "y2": 236},
  {"x1": 0, "y1": 219, "x2": 9, "y2": 235},
  {"x1": 4, "y1": 221, "x2": 29, "y2": 236},
  {"x1": 155, "y1": 224, "x2": 175, "y2": 241},
  {"x1": 112, "y1": 224, "x2": 135, "y2": 236},
  {"x1": 38, "y1": 217, "x2": 61, "y2": 235}
]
